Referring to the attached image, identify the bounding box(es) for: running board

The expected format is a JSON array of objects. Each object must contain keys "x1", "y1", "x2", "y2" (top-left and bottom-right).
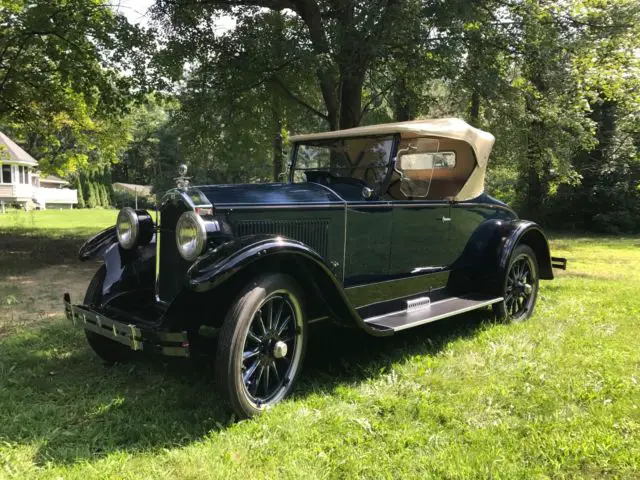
[{"x1": 364, "y1": 294, "x2": 503, "y2": 332}]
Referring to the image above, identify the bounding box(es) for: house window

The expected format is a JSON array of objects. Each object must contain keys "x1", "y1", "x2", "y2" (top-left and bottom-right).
[{"x1": 1, "y1": 164, "x2": 11, "y2": 184}]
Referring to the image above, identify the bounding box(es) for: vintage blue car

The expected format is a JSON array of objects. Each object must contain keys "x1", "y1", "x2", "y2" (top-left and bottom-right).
[{"x1": 64, "y1": 118, "x2": 566, "y2": 418}]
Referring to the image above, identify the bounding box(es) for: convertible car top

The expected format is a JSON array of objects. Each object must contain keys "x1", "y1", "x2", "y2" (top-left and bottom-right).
[{"x1": 291, "y1": 118, "x2": 494, "y2": 202}]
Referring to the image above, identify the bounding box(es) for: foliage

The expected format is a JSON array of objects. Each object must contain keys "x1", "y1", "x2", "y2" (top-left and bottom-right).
[
  {"x1": 0, "y1": 0, "x2": 153, "y2": 123},
  {"x1": 0, "y1": 0, "x2": 155, "y2": 176}
]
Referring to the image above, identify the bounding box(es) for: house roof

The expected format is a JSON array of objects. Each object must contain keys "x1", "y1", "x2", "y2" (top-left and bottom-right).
[
  {"x1": 113, "y1": 182, "x2": 153, "y2": 197},
  {"x1": 289, "y1": 118, "x2": 495, "y2": 168},
  {"x1": 0, "y1": 131, "x2": 39, "y2": 167},
  {"x1": 40, "y1": 174, "x2": 69, "y2": 185}
]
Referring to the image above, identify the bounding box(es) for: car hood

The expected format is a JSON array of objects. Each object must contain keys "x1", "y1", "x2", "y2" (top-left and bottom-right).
[{"x1": 194, "y1": 182, "x2": 344, "y2": 207}]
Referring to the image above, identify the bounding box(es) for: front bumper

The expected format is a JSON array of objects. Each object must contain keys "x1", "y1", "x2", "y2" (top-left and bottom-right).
[{"x1": 63, "y1": 293, "x2": 190, "y2": 357}]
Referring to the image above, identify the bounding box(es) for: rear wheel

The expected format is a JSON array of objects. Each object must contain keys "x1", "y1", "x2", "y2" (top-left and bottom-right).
[
  {"x1": 83, "y1": 266, "x2": 135, "y2": 365},
  {"x1": 493, "y1": 245, "x2": 539, "y2": 322},
  {"x1": 215, "y1": 274, "x2": 307, "y2": 419}
]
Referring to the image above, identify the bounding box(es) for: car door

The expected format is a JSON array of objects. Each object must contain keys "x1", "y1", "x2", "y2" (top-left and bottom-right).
[
  {"x1": 385, "y1": 144, "x2": 461, "y2": 297},
  {"x1": 388, "y1": 200, "x2": 453, "y2": 275},
  {"x1": 343, "y1": 200, "x2": 393, "y2": 288}
]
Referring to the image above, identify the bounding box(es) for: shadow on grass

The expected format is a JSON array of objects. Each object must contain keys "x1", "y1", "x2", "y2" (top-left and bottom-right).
[
  {"x1": 0, "y1": 310, "x2": 493, "y2": 467},
  {"x1": 0, "y1": 234, "x2": 86, "y2": 275}
]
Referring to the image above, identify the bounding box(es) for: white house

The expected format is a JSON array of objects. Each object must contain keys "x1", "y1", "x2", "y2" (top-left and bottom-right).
[{"x1": 0, "y1": 131, "x2": 78, "y2": 210}]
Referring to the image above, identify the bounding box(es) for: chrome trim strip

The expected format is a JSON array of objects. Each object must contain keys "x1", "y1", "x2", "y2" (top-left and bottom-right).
[
  {"x1": 306, "y1": 181, "x2": 348, "y2": 203},
  {"x1": 210, "y1": 200, "x2": 511, "y2": 211},
  {"x1": 406, "y1": 296, "x2": 431, "y2": 312},
  {"x1": 345, "y1": 202, "x2": 392, "y2": 209},
  {"x1": 342, "y1": 203, "x2": 348, "y2": 280},
  {"x1": 344, "y1": 270, "x2": 448, "y2": 291},
  {"x1": 214, "y1": 203, "x2": 345, "y2": 210},
  {"x1": 308, "y1": 315, "x2": 330, "y2": 324},
  {"x1": 154, "y1": 210, "x2": 162, "y2": 303}
]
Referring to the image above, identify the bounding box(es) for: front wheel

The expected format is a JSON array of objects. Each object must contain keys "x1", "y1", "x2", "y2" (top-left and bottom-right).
[
  {"x1": 215, "y1": 274, "x2": 307, "y2": 418},
  {"x1": 83, "y1": 266, "x2": 135, "y2": 365},
  {"x1": 493, "y1": 244, "x2": 539, "y2": 322}
]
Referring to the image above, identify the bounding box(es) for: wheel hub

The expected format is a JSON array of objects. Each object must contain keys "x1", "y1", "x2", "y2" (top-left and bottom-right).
[
  {"x1": 516, "y1": 281, "x2": 532, "y2": 295},
  {"x1": 272, "y1": 340, "x2": 288, "y2": 359}
]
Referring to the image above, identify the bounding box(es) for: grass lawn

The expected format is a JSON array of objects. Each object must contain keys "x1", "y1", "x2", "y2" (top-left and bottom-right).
[
  {"x1": 0, "y1": 211, "x2": 638, "y2": 479},
  {"x1": 0, "y1": 209, "x2": 117, "y2": 238}
]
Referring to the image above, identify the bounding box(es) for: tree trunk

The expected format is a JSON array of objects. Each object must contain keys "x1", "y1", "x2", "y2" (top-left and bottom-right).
[
  {"x1": 272, "y1": 115, "x2": 283, "y2": 181},
  {"x1": 393, "y1": 77, "x2": 416, "y2": 122},
  {"x1": 575, "y1": 97, "x2": 617, "y2": 218},
  {"x1": 520, "y1": 119, "x2": 551, "y2": 222},
  {"x1": 338, "y1": 67, "x2": 365, "y2": 130},
  {"x1": 469, "y1": 90, "x2": 481, "y2": 126}
]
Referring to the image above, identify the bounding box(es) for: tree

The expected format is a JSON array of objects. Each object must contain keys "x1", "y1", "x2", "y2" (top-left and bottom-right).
[
  {"x1": 74, "y1": 175, "x2": 85, "y2": 208},
  {"x1": 153, "y1": 0, "x2": 424, "y2": 130},
  {"x1": 85, "y1": 176, "x2": 98, "y2": 208},
  {"x1": 0, "y1": 0, "x2": 153, "y2": 124}
]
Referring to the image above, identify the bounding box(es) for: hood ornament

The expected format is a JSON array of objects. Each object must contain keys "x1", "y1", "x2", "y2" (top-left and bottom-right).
[{"x1": 175, "y1": 164, "x2": 190, "y2": 190}]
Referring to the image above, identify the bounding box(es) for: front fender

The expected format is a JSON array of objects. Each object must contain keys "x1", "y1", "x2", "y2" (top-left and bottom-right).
[
  {"x1": 79, "y1": 226, "x2": 157, "y2": 305},
  {"x1": 100, "y1": 241, "x2": 157, "y2": 303},
  {"x1": 187, "y1": 235, "x2": 331, "y2": 291},
  {"x1": 186, "y1": 235, "x2": 392, "y2": 336},
  {"x1": 78, "y1": 226, "x2": 118, "y2": 261}
]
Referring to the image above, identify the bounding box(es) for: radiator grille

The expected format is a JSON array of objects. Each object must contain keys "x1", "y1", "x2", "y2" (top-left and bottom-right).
[{"x1": 236, "y1": 219, "x2": 329, "y2": 257}]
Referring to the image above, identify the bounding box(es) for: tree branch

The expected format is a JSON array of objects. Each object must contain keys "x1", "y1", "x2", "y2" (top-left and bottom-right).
[{"x1": 273, "y1": 75, "x2": 327, "y2": 120}]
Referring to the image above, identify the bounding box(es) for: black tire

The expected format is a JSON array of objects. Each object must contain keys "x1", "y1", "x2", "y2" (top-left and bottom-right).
[
  {"x1": 83, "y1": 266, "x2": 135, "y2": 365},
  {"x1": 215, "y1": 273, "x2": 308, "y2": 419},
  {"x1": 493, "y1": 244, "x2": 539, "y2": 323}
]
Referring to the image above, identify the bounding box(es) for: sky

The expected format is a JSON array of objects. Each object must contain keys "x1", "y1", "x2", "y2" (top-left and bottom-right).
[
  {"x1": 114, "y1": 0, "x2": 237, "y2": 33},
  {"x1": 115, "y1": 0, "x2": 154, "y2": 26}
]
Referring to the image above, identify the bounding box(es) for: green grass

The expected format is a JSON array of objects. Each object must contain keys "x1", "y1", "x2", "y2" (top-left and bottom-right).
[
  {"x1": 0, "y1": 223, "x2": 639, "y2": 478},
  {"x1": 0, "y1": 209, "x2": 117, "y2": 238},
  {"x1": 0, "y1": 210, "x2": 117, "y2": 277}
]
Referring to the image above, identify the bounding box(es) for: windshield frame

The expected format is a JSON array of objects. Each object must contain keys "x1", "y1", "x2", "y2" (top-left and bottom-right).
[{"x1": 288, "y1": 133, "x2": 400, "y2": 193}]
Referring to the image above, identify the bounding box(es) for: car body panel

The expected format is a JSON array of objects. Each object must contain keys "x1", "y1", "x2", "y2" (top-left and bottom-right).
[{"x1": 197, "y1": 182, "x2": 343, "y2": 206}]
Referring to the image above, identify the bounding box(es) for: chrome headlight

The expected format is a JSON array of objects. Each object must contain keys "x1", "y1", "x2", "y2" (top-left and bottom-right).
[
  {"x1": 176, "y1": 211, "x2": 207, "y2": 261},
  {"x1": 116, "y1": 207, "x2": 154, "y2": 250},
  {"x1": 116, "y1": 207, "x2": 139, "y2": 249}
]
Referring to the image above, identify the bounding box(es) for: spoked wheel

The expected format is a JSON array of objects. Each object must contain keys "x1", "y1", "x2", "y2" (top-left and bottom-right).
[
  {"x1": 494, "y1": 244, "x2": 539, "y2": 323},
  {"x1": 215, "y1": 274, "x2": 307, "y2": 418}
]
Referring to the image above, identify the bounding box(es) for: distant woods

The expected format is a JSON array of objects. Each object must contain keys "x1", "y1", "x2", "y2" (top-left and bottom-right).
[{"x1": 0, "y1": 0, "x2": 638, "y2": 232}]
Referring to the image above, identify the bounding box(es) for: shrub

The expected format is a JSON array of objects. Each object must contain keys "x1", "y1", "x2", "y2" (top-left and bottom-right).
[{"x1": 591, "y1": 211, "x2": 639, "y2": 234}]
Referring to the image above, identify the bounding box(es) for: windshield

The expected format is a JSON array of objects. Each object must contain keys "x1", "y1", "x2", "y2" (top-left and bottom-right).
[{"x1": 292, "y1": 135, "x2": 395, "y2": 189}]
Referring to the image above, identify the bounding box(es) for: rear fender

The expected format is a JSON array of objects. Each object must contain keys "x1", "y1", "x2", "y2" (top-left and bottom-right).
[
  {"x1": 449, "y1": 219, "x2": 553, "y2": 295},
  {"x1": 182, "y1": 236, "x2": 391, "y2": 336},
  {"x1": 498, "y1": 220, "x2": 553, "y2": 280}
]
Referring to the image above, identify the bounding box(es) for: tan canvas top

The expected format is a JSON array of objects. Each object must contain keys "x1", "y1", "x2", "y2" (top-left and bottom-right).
[{"x1": 290, "y1": 118, "x2": 495, "y2": 168}]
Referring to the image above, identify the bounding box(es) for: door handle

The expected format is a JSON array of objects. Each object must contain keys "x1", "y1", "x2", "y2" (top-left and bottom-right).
[{"x1": 438, "y1": 216, "x2": 451, "y2": 223}]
